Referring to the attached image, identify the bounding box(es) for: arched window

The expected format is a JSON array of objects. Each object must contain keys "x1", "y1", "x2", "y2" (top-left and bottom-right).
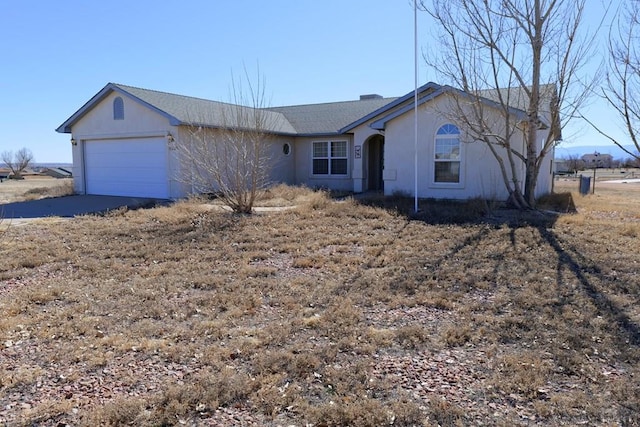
[
  {"x1": 434, "y1": 124, "x2": 461, "y2": 183},
  {"x1": 113, "y1": 97, "x2": 124, "y2": 120}
]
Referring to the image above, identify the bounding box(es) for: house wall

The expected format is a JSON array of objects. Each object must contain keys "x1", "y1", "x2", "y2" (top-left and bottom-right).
[
  {"x1": 70, "y1": 92, "x2": 184, "y2": 198},
  {"x1": 351, "y1": 126, "x2": 384, "y2": 192},
  {"x1": 65, "y1": 85, "x2": 555, "y2": 201},
  {"x1": 174, "y1": 127, "x2": 295, "y2": 195},
  {"x1": 537, "y1": 144, "x2": 554, "y2": 197},
  {"x1": 379, "y1": 98, "x2": 518, "y2": 201},
  {"x1": 582, "y1": 153, "x2": 614, "y2": 167},
  {"x1": 269, "y1": 137, "x2": 296, "y2": 185},
  {"x1": 293, "y1": 135, "x2": 354, "y2": 191}
]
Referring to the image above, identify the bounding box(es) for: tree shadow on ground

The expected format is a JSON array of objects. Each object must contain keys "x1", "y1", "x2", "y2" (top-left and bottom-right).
[
  {"x1": 356, "y1": 192, "x2": 640, "y2": 350},
  {"x1": 537, "y1": 225, "x2": 640, "y2": 348},
  {"x1": 353, "y1": 193, "x2": 562, "y2": 228}
]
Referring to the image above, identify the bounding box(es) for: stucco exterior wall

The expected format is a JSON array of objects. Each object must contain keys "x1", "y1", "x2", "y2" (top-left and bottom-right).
[
  {"x1": 382, "y1": 97, "x2": 529, "y2": 201},
  {"x1": 351, "y1": 126, "x2": 384, "y2": 193},
  {"x1": 72, "y1": 92, "x2": 170, "y2": 137},
  {"x1": 174, "y1": 127, "x2": 296, "y2": 196},
  {"x1": 70, "y1": 92, "x2": 183, "y2": 198},
  {"x1": 270, "y1": 137, "x2": 296, "y2": 185}
]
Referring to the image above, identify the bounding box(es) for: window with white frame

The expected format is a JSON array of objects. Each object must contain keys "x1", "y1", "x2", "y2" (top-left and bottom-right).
[
  {"x1": 434, "y1": 124, "x2": 461, "y2": 183},
  {"x1": 113, "y1": 97, "x2": 124, "y2": 120},
  {"x1": 312, "y1": 141, "x2": 348, "y2": 175}
]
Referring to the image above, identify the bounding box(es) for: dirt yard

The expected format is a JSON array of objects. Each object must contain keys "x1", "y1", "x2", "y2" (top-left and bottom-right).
[{"x1": 1, "y1": 183, "x2": 639, "y2": 426}]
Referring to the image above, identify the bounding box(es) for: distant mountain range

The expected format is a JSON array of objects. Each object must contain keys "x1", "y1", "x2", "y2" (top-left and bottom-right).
[{"x1": 555, "y1": 144, "x2": 639, "y2": 159}]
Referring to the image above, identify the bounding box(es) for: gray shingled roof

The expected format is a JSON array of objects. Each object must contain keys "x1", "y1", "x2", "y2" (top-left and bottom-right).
[
  {"x1": 477, "y1": 84, "x2": 557, "y2": 120},
  {"x1": 113, "y1": 84, "x2": 298, "y2": 134},
  {"x1": 267, "y1": 97, "x2": 397, "y2": 135},
  {"x1": 58, "y1": 82, "x2": 555, "y2": 137},
  {"x1": 105, "y1": 84, "x2": 398, "y2": 135}
]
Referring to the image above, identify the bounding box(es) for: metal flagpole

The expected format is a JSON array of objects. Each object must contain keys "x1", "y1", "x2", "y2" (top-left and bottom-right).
[{"x1": 414, "y1": 0, "x2": 419, "y2": 213}]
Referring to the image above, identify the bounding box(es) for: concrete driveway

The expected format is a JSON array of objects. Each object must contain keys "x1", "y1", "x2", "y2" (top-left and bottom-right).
[{"x1": 0, "y1": 195, "x2": 167, "y2": 219}]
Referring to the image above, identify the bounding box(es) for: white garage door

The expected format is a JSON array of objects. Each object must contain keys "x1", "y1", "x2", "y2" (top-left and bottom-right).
[{"x1": 84, "y1": 138, "x2": 169, "y2": 199}]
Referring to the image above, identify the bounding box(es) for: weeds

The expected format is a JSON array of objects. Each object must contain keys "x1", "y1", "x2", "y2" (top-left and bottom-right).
[
  {"x1": 1, "y1": 184, "x2": 640, "y2": 425},
  {"x1": 21, "y1": 180, "x2": 74, "y2": 200}
]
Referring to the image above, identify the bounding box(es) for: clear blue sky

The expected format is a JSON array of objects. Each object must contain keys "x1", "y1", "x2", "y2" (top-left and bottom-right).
[{"x1": 0, "y1": 1, "x2": 627, "y2": 163}]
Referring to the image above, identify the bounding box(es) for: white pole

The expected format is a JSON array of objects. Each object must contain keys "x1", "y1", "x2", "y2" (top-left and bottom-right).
[{"x1": 414, "y1": 0, "x2": 419, "y2": 213}]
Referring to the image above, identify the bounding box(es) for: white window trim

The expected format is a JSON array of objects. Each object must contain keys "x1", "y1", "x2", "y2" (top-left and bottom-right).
[
  {"x1": 430, "y1": 123, "x2": 465, "y2": 188},
  {"x1": 311, "y1": 140, "x2": 349, "y2": 177}
]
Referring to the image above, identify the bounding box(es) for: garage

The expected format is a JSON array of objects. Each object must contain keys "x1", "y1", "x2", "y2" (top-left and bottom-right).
[{"x1": 84, "y1": 138, "x2": 169, "y2": 199}]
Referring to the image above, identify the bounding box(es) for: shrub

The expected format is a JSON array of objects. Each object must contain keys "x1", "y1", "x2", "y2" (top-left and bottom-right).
[{"x1": 21, "y1": 179, "x2": 75, "y2": 200}]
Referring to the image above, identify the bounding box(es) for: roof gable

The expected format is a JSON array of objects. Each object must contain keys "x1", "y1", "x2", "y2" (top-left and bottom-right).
[
  {"x1": 56, "y1": 83, "x2": 297, "y2": 135},
  {"x1": 56, "y1": 83, "x2": 182, "y2": 134},
  {"x1": 339, "y1": 82, "x2": 442, "y2": 133},
  {"x1": 361, "y1": 83, "x2": 557, "y2": 132},
  {"x1": 369, "y1": 85, "x2": 532, "y2": 130}
]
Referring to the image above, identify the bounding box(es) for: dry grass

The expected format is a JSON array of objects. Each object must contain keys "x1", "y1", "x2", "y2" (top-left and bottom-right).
[
  {"x1": 0, "y1": 177, "x2": 74, "y2": 203},
  {"x1": 255, "y1": 183, "x2": 322, "y2": 207},
  {"x1": 1, "y1": 184, "x2": 640, "y2": 425}
]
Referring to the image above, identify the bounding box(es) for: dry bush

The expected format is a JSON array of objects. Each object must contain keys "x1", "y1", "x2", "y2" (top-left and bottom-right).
[
  {"x1": 317, "y1": 297, "x2": 363, "y2": 338},
  {"x1": 537, "y1": 191, "x2": 577, "y2": 212},
  {"x1": 296, "y1": 189, "x2": 331, "y2": 211},
  {"x1": 491, "y1": 352, "x2": 551, "y2": 398},
  {"x1": 0, "y1": 364, "x2": 44, "y2": 389},
  {"x1": 441, "y1": 324, "x2": 472, "y2": 347},
  {"x1": 308, "y1": 398, "x2": 424, "y2": 426},
  {"x1": 256, "y1": 183, "x2": 315, "y2": 206},
  {"x1": 21, "y1": 179, "x2": 75, "y2": 200},
  {"x1": 82, "y1": 398, "x2": 146, "y2": 426},
  {"x1": 14, "y1": 399, "x2": 75, "y2": 427},
  {"x1": 0, "y1": 214, "x2": 7, "y2": 237},
  {"x1": 141, "y1": 368, "x2": 252, "y2": 424},
  {"x1": 427, "y1": 399, "x2": 465, "y2": 426},
  {"x1": 251, "y1": 349, "x2": 321, "y2": 380},
  {"x1": 395, "y1": 324, "x2": 432, "y2": 349},
  {"x1": 307, "y1": 399, "x2": 393, "y2": 427},
  {"x1": 252, "y1": 372, "x2": 304, "y2": 418}
]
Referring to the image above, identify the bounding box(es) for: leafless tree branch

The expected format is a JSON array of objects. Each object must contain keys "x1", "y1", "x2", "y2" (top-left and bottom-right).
[
  {"x1": 2, "y1": 148, "x2": 34, "y2": 179},
  {"x1": 597, "y1": 0, "x2": 640, "y2": 160},
  {"x1": 177, "y1": 67, "x2": 276, "y2": 214},
  {"x1": 421, "y1": 0, "x2": 596, "y2": 208}
]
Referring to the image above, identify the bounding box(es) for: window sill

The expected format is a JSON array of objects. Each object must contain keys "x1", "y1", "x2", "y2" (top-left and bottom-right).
[
  {"x1": 310, "y1": 174, "x2": 350, "y2": 179},
  {"x1": 429, "y1": 181, "x2": 465, "y2": 189}
]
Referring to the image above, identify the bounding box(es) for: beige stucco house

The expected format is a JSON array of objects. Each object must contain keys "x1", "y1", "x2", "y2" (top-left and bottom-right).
[{"x1": 57, "y1": 82, "x2": 557, "y2": 200}]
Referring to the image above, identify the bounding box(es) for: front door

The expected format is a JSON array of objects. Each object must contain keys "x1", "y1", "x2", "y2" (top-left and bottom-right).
[{"x1": 367, "y1": 135, "x2": 384, "y2": 191}]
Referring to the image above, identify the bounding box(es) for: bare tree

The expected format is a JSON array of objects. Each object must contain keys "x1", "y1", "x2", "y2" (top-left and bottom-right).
[
  {"x1": 178, "y1": 69, "x2": 279, "y2": 214},
  {"x1": 2, "y1": 148, "x2": 34, "y2": 179},
  {"x1": 564, "y1": 154, "x2": 584, "y2": 174},
  {"x1": 421, "y1": 0, "x2": 594, "y2": 208},
  {"x1": 591, "y1": 1, "x2": 640, "y2": 161}
]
